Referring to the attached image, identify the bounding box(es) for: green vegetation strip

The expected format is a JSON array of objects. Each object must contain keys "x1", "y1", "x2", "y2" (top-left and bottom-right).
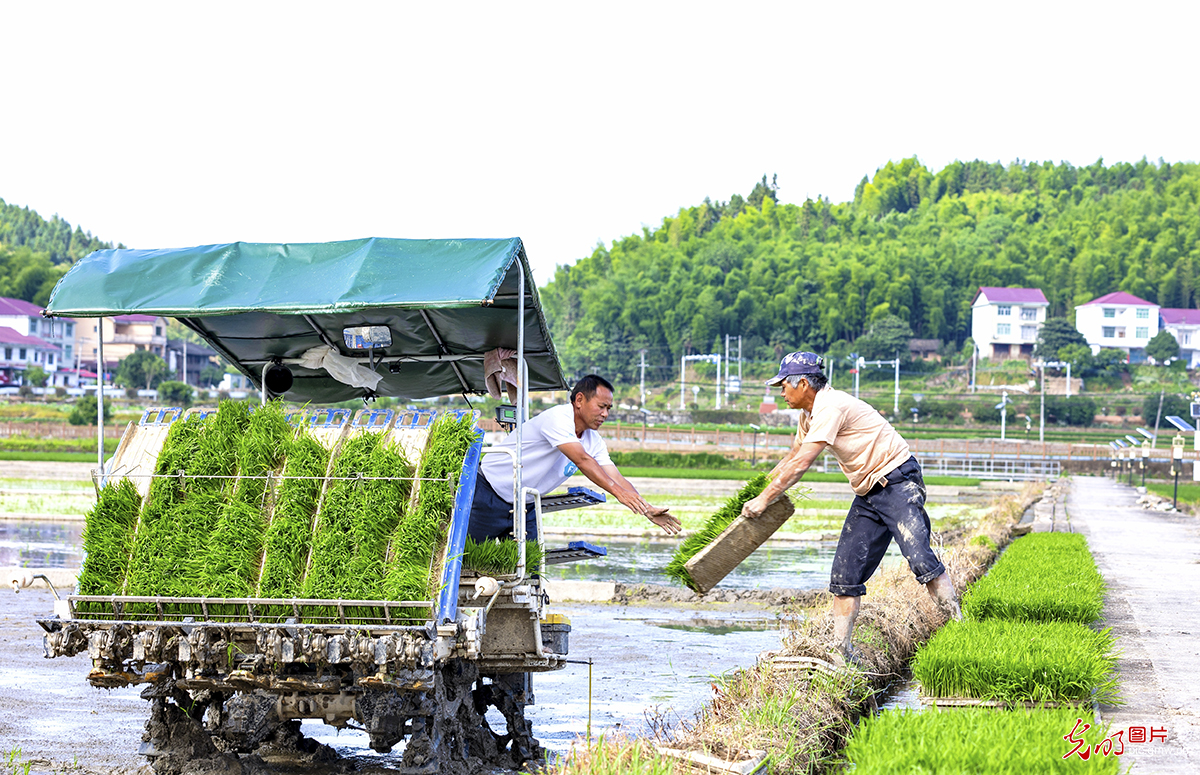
[
  {"x1": 383, "y1": 413, "x2": 477, "y2": 605},
  {"x1": 256, "y1": 431, "x2": 329, "y2": 598},
  {"x1": 461, "y1": 538, "x2": 544, "y2": 576},
  {"x1": 664, "y1": 474, "x2": 774, "y2": 589},
  {"x1": 601, "y1": 468, "x2": 980, "y2": 486},
  {"x1": 844, "y1": 707, "x2": 1119, "y2": 774},
  {"x1": 202, "y1": 401, "x2": 293, "y2": 597},
  {"x1": 75, "y1": 478, "x2": 141, "y2": 600},
  {"x1": 964, "y1": 532, "x2": 1104, "y2": 624},
  {"x1": 912, "y1": 619, "x2": 1118, "y2": 704}
]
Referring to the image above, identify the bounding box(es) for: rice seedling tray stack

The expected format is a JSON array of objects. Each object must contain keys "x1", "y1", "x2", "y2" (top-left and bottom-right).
[
  {"x1": 72, "y1": 403, "x2": 484, "y2": 627},
  {"x1": 665, "y1": 474, "x2": 794, "y2": 593}
]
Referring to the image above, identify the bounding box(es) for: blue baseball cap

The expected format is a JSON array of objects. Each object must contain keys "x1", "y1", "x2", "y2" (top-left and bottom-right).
[{"x1": 766, "y1": 351, "x2": 824, "y2": 386}]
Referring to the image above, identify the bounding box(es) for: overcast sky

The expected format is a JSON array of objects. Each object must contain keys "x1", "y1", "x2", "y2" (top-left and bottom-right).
[{"x1": 2, "y1": 1, "x2": 1196, "y2": 286}]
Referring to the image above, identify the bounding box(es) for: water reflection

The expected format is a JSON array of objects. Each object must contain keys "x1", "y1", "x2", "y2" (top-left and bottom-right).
[
  {"x1": 0, "y1": 521, "x2": 83, "y2": 568},
  {"x1": 544, "y1": 536, "x2": 901, "y2": 589}
]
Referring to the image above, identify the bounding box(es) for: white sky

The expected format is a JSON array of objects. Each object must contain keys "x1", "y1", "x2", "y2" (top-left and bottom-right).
[{"x1": 2, "y1": 1, "x2": 1196, "y2": 286}]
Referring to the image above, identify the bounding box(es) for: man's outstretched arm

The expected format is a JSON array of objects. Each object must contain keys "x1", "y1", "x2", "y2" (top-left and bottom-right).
[
  {"x1": 740, "y1": 439, "x2": 828, "y2": 518},
  {"x1": 557, "y1": 442, "x2": 681, "y2": 535}
]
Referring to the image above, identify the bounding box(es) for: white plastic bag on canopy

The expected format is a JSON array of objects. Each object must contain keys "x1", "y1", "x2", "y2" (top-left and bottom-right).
[{"x1": 299, "y1": 345, "x2": 383, "y2": 391}]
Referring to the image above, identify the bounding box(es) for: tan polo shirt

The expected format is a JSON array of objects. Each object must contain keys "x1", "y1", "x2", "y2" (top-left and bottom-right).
[{"x1": 796, "y1": 387, "x2": 912, "y2": 496}]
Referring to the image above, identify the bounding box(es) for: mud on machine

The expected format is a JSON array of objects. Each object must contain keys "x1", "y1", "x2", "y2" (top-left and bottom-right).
[{"x1": 29, "y1": 238, "x2": 607, "y2": 774}]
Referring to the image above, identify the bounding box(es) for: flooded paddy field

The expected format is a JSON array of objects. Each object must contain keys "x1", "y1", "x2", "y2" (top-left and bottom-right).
[
  {"x1": 0, "y1": 462, "x2": 990, "y2": 772},
  {"x1": 2, "y1": 589, "x2": 788, "y2": 773}
]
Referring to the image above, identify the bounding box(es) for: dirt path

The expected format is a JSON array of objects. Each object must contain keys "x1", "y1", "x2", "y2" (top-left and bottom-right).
[{"x1": 1069, "y1": 476, "x2": 1200, "y2": 772}]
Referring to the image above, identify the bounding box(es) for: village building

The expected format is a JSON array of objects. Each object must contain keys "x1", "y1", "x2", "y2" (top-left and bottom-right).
[
  {"x1": 1158, "y1": 308, "x2": 1200, "y2": 367},
  {"x1": 1074, "y1": 292, "x2": 1159, "y2": 363},
  {"x1": 0, "y1": 297, "x2": 77, "y2": 386},
  {"x1": 75, "y1": 314, "x2": 170, "y2": 374},
  {"x1": 970, "y1": 287, "x2": 1049, "y2": 360}
]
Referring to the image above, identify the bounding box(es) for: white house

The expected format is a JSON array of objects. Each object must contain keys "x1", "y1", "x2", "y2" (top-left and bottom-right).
[
  {"x1": 1074, "y1": 292, "x2": 1159, "y2": 363},
  {"x1": 1159, "y1": 308, "x2": 1200, "y2": 366},
  {"x1": 0, "y1": 326, "x2": 61, "y2": 386},
  {"x1": 970, "y1": 287, "x2": 1049, "y2": 360},
  {"x1": 0, "y1": 297, "x2": 79, "y2": 386}
]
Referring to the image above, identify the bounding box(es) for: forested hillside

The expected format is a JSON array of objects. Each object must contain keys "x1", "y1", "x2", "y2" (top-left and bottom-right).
[
  {"x1": 0, "y1": 198, "x2": 116, "y2": 305},
  {"x1": 542, "y1": 159, "x2": 1200, "y2": 383}
]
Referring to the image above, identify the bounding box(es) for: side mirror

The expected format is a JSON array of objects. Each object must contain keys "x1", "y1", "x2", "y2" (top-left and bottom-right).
[{"x1": 343, "y1": 326, "x2": 392, "y2": 350}]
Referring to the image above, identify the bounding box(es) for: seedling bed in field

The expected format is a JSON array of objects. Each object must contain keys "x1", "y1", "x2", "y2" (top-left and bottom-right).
[
  {"x1": 963, "y1": 532, "x2": 1104, "y2": 624},
  {"x1": 912, "y1": 619, "x2": 1118, "y2": 705},
  {"x1": 844, "y1": 706, "x2": 1120, "y2": 774}
]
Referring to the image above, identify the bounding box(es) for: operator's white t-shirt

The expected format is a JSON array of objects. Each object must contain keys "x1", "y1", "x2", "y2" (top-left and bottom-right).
[{"x1": 480, "y1": 404, "x2": 613, "y2": 504}]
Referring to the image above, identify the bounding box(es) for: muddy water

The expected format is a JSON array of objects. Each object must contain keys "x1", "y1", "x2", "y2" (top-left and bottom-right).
[
  {"x1": 0, "y1": 520, "x2": 83, "y2": 568},
  {"x1": 4, "y1": 590, "x2": 787, "y2": 772},
  {"x1": 293, "y1": 604, "x2": 785, "y2": 766},
  {"x1": 544, "y1": 536, "x2": 906, "y2": 589},
  {"x1": 2, "y1": 523, "x2": 884, "y2": 771}
]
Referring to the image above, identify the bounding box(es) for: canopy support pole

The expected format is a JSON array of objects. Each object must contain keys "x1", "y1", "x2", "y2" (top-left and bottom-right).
[
  {"x1": 302, "y1": 315, "x2": 341, "y2": 350},
  {"x1": 96, "y1": 318, "x2": 105, "y2": 488},
  {"x1": 419, "y1": 310, "x2": 471, "y2": 394},
  {"x1": 515, "y1": 264, "x2": 526, "y2": 578}
]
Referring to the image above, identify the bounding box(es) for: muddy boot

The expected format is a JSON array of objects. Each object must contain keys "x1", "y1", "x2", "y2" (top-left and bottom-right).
[
  {"x1": 927, "y1": 573, "x2": 963, "y2": 622},
  {"x1": 830, "y1": 599, "x2": 863, "y2": 670},
  {"x1": 827, "y1": 644, "x2": 866, "y2": 670}
]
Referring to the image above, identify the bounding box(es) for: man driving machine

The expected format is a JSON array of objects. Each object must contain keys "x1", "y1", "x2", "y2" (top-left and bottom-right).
[{"x1": 468, "y1": 374, "x2": 680, "y2": 542}]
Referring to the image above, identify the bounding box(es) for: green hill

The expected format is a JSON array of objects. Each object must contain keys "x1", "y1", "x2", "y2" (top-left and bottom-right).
[
  {"x1": 541, "y1": 158, "x2": 1200, "y2": 383},
  {"x1": 0, "y1": 197, "x2": 116, "y2": 306}
]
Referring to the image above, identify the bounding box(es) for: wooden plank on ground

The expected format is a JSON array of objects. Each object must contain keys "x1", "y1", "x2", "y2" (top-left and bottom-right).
[{"x1": 683, "y1": 496, "x2": 795, "y2": 594}]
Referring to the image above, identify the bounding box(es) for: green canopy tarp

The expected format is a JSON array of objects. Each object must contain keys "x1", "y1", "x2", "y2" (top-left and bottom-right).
[{"x1": 45, "y1": 237, "x2": 568, "y2": 402}]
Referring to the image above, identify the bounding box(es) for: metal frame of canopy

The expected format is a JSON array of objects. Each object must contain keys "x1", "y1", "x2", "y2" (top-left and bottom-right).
[{"x1": 43, "y1": 237, "x2": 569, "y2": 575}]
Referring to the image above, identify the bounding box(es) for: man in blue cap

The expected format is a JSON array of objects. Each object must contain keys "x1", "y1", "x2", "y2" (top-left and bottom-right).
[{"x1": 740, "y1": 351, "x2": 961, "y2": 666}]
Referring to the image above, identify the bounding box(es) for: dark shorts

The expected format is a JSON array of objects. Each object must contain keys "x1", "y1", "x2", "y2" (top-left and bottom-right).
[
  {"x1": 828, "y1": 456, "x2": 945, "y2": 597},
  {"x1": 467, "y1": 469, "x2": 539, "y2": 543}
]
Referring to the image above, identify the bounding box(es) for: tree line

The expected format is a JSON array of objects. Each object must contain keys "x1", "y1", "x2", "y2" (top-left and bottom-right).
[
  {"x1": 0, "y1": 198, "x2": 117, "y2": 306},
  {"x1": 541, "y1": 159, "x2": 1200, "y2": 384}
]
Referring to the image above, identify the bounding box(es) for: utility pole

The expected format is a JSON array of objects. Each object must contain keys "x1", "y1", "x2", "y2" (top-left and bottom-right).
[
  {"x1": 971, "y1": 342, "x2": 978, "y2": 393},
  {"x1": 737, "y1": 335, "x2": 742, "y2": 383},
  {"x1": 894, "y1": 357, "x2": 900, "y2": 415},
  {"x1": 1039, "y1": 362, "x2": 1045, "y2": 443},
  {"x1": 183, "y1": 339, "x2": 188, "y2": 386},
  {"x1": 710, "y1": 352, "x2": 720, "y2": 410},
  {"x1": 1153, "y1": 390, "x2": 1165, "y2": 447},
  {"x1": 680, "y1": 352, "x2": 685, "y2": 410},
  {"x1": 724, "y1": 334, "x2": 730, "y2": 407},
  {"x1": 1000, "y1": 391, "x2": 1008, "y2": 441},
  {"x1": 639, "y1": 349, "x2": 646, "y2": 408}
]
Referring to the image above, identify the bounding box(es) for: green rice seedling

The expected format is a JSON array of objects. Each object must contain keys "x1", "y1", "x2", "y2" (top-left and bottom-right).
[
  {"x1": 461, "y1": 538, "x2": 544, "y2": 576},
  {"x1": 964, "y1": 532, "x2": 1105, "y2": 624},
  {"x1": 912, "y1": 619, "x2": 1119, "y2": 704},
  {"x1": 300, "y1": 430, "x2": 413, "y2": 615},
  {"x1": 124, "y1": 402, "x2": 250, "y2": 609},
  {"x1": 843, "y1": 706, "x2": 1120, "y2": 774},
  {"x1": 202, "y1": 401, "x2": 293, "y2": 598},
  {"x1": 663, "y1": 474, "x2": 776, "y2": 590},
  {"x1": 190, "y1": 400, "x2": 252, "y2": 495},
  {"x1": 122, "y1": 416, "x2": 204, "y2": 603},
  {"x1": 257, "y1": 431, "x2": 330, "y2": 600},
  {"x1": 301, "y1": 432, "x2": 384, "y2": 602},
  {"x1": 75, "y1": 478, "x2": 142, "y2": 612},
  {"x1": 382, "y1": 412, "x2": 477, "y2": 616}
]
